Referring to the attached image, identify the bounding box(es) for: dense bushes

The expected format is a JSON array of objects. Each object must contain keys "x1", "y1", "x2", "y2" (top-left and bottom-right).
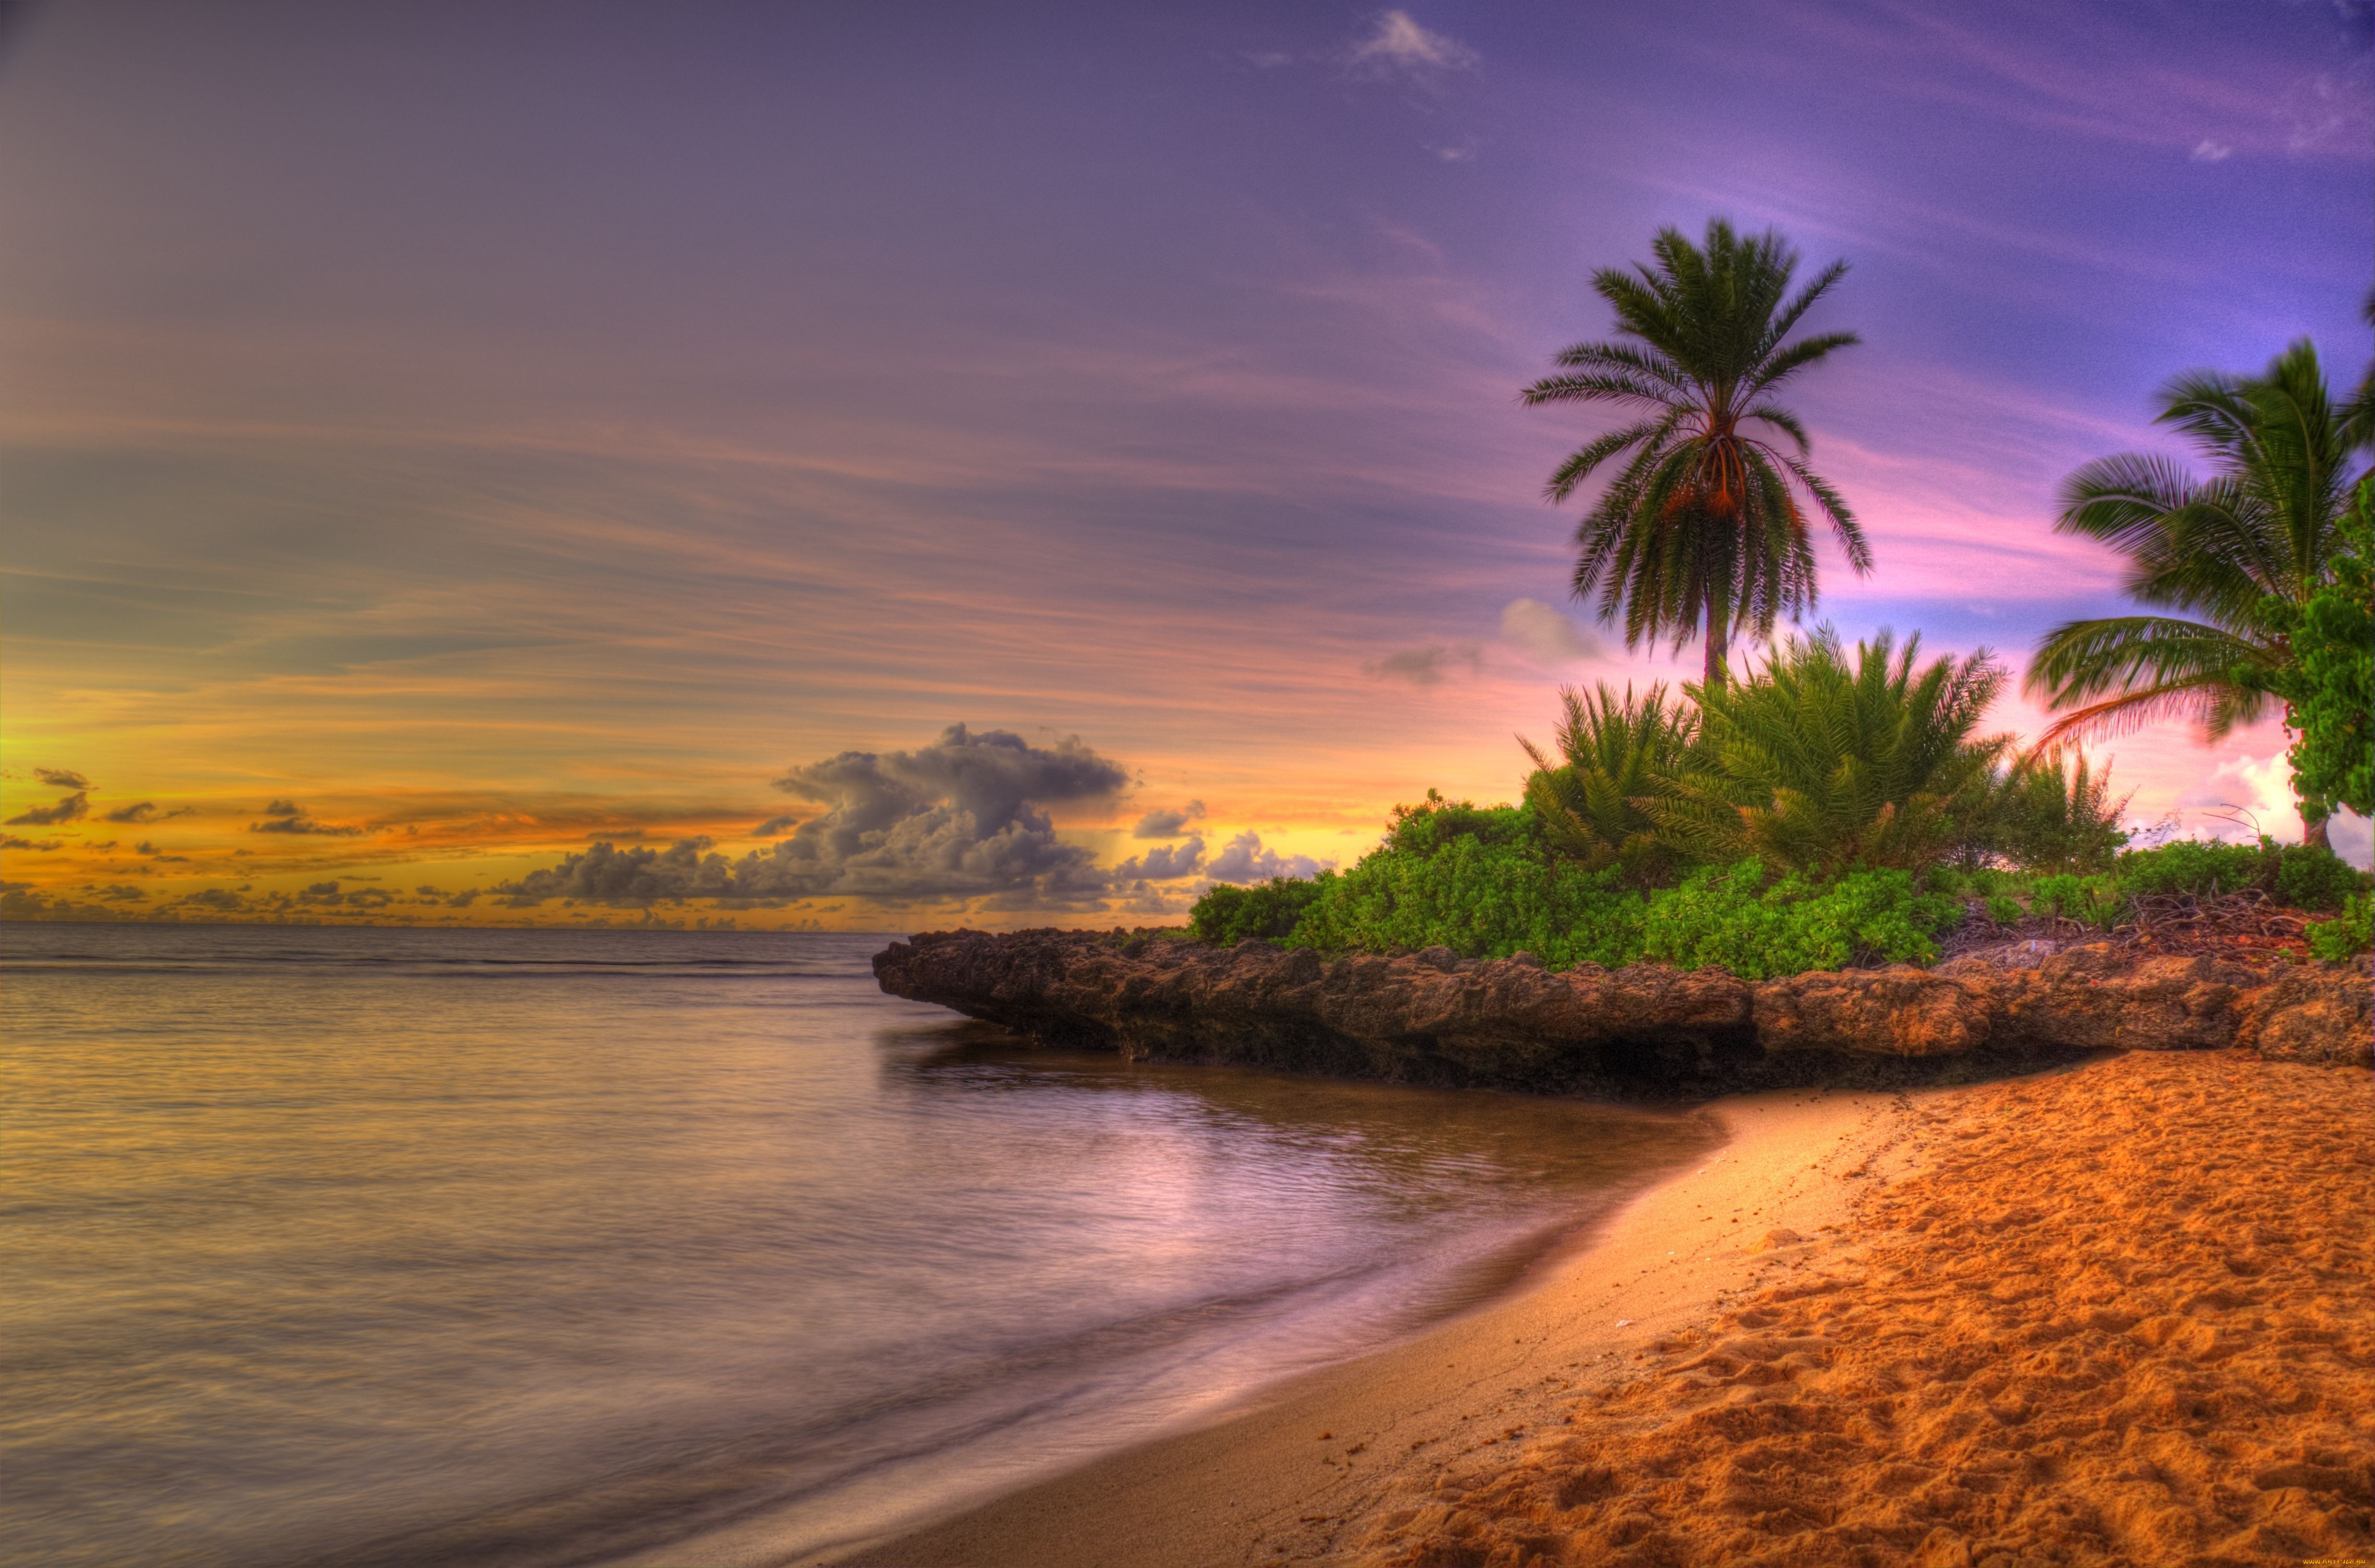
[
  {"x1": 1637, "y1": 861, "x2": 1964, "y2": 978},
  {"x1": 1186, "y1": 812, "x2": 2367, "y2": 973},
  {"x1": 1181, "y1": 623, "x2": 2369, "y2": 976},
  {"x1": 1285, "y1": 799, "x2": 1646, "y2": 970},
  {"x1": 1188, "y1": 875, "x2": 1332, "y2": 945},
  {"x1": 2111, "y1": 838, "x2": 2367, "y2": 912},
  {"x1": 1194, "y1": 799, "x2": 1962, "y2": 978}
]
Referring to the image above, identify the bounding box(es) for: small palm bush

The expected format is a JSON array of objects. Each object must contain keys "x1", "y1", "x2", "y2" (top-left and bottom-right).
[
  {"x1": 1990, "y1": 748, "x2": 2132, "y2": 874},
  {"x1": 1520, "y1": 682, "x2": 1691, "y2": 886},
  {"x1": 1655, "y1": 628, "x2": 2010, "y2": 876}
]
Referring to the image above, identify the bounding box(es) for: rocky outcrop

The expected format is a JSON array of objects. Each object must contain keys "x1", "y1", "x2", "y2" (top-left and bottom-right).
[{"x1": 872, "y1": 929, "x2": 2373, "y2": 1094}]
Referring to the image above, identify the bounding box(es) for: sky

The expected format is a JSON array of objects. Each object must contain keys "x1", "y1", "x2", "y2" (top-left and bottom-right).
[{"x1": 2, "y1": 0, "x2": 2370, "y2": 931}]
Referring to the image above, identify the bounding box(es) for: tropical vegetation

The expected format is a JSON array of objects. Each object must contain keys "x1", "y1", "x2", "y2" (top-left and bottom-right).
[
  {"x1": 1189, "y1": 626, "x2": 2368, "y2": 974},
  {"x1": 1522, "y1": 219, "x2": 1869, "y2": 686},
  {"x1": 2261, "y1": 476, "x2": 2373, "y2": 822},
  {"x1": 1187, "y1": 230, "x2": 2373, "y2": 977},
  {"x1": 1652, "y1": 629, "x2": 2005, "y2": 875},
  {"x1": 2026, "y1": 340, "x2": 2370, "y2": 849}
]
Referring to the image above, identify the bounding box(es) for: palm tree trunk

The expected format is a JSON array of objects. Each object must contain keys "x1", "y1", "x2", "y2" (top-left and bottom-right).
[
  {"x1": 2302, "y1": 808, "x2": 2332, "y2": 853},
  {"x1": 1702, "y1": 584, "x2": 1729, "y2": 688}
]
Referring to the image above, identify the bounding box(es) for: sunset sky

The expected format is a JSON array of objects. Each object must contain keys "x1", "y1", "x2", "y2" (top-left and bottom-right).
[{"x1": 3, "y1": 0, "x2": 2370, "y2": 930}]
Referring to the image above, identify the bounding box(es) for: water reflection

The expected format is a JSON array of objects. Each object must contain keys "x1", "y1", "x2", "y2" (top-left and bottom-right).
[{"x1": 1, "y1": 926, "x2": 1717, "y2": 1568}]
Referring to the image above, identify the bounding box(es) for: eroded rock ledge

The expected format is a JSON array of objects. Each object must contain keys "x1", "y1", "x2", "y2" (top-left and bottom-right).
[{"x1": 872, "y1": 929, "x2": 2372, "y2": 1094}]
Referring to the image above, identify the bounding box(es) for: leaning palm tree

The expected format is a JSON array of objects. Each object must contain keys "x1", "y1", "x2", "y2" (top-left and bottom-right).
[
  {"x1": 2026, "y1": 340, "x2": 2366, "y2": 849},
  {"x1": 1521, "y1": 219, "x2": 1872, "y2": 686}
]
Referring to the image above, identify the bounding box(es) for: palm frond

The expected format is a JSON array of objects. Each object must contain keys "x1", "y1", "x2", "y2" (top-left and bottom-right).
[{"x1": 1745, "y1": 330, "x2": 1860, "y2": 394}]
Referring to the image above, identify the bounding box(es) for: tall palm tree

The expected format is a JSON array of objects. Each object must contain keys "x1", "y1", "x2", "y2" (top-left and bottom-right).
[
  {"x1": 2026, "y1": 340, "x2": 2365, "y2": 849},
  {"x1": 1520, "y1": 219, "x2": 1871, "y2": 686}
]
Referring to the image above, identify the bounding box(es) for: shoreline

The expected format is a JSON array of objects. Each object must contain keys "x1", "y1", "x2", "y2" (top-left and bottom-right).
[
  {"x1": 821, "y1": 1048, "x2": 2372, "y2": 1567},
  {"x1": 816, "y1": 1079, "x2": 1930, "y2": 1568}
]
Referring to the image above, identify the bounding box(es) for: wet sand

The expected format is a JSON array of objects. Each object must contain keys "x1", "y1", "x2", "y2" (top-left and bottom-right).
[{"x1": 833, "y1": 1051, "x2": 2372, "y2": 1568}]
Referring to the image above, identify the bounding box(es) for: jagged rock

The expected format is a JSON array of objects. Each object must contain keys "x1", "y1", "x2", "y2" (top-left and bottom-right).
[
  {"x1": 1753, "y1": 966, "x2": 1989, "y2": 1057},
  {"x1": 872, "y1": 929, "x2": 2373, "y2": 1094}
]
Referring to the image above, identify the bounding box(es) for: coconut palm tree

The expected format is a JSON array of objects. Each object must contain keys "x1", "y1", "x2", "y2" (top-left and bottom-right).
[
  {"x1": 1520, "y1": 219, "x2": 1871, "y2": 686},
  {"x1": 2026, "y1": 340, "x2": 2366, "y2": 849}
]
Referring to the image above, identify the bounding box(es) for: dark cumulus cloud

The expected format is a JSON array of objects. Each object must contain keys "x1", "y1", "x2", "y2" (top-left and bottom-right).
[
  {"x1": 292, "y1": 881, "x2": 394, "y2": 909},
  {"x1": 3, "y1": 834, "x2": 63, "y2": 851},
  {"x1": 36, "y1": 769, "x2": 91, "y2": 790},
  {"x1": 1112, "y1": 837, "x2": 1205, "y2": 881},
  {"x1": 753, "y1": 814, "x2": 799, "y2": 837},
  {"x1": 496, "y1": 725, "x2": 1131, "y2": 907},
  {"x1": 762, "y1": 724, "x2": 1129, "y2": 901},
  {"x1": 7, "y1": 792, "x2": 88, "y2": 826},
  {"x1": 1207, "y1": 831, "x2": 1327, "y2": 883},
  {"x1": 1132, "y1": 801, "x2": 1206, "y2": 839},
  {"x1": 249, "y1": 800, "x2": 366, "y2": 836},
  {"x1": 494, "y1": 838, "x2": 738, "y2": 906}
]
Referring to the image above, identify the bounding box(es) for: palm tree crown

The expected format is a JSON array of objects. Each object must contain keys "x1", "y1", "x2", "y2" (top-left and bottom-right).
[
  {"x1": 2025, "y1": 339, "x2": 2366, "y2": 842},
  {"x1": 1521, "y1": 219, "x2": 1871, "y2": 685}
]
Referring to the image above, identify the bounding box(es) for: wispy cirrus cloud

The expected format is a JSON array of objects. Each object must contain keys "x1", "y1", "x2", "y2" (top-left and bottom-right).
[
  {"x1": 1347, "y1": 11, "x2": 1478, "y2": 76},
  {"x1": 1366, "y1": 644, "x2": 1482, "y2": 685}
]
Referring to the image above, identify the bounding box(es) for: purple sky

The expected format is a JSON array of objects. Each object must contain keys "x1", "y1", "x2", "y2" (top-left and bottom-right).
[{"x1": 3, "y1": 1, "x2": 2370, "y2": 925}]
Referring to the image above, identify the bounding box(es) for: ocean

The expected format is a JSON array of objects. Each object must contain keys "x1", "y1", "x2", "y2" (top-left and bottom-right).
[{"x1": 0, "y1": 923, "x2": 1716, "y2": 1567}]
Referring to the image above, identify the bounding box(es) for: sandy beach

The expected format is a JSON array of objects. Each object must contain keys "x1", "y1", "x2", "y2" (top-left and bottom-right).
[{"x1": 836, "y1": 1049, "x2": 2372, "y2": 1568}]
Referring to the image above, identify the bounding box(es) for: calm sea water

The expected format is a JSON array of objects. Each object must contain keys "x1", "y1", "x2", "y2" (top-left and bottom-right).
[{"x1": 0, "y1": 923, "x2": 1716, "y2": 1568}]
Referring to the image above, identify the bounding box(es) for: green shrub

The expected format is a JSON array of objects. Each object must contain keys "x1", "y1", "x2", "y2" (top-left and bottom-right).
[
  {"x1": 2276, "y1": 847, "x2": 2372, "y2": 912},
  {"x1": 2028, "y1": 872, "x2": 2126, "y2": 930},
  {"x1": 1285, "y1": 799, "x2": 1648, "y2": 970},
  {"x1": 2266, "y1": 475, "x2": 2374, "y2": 821},
  {"x1": 2305, "y1": 893, "x2": 2372, "y2": 961},
  {"x1": 2113, "y1": 839, "x2": 2270, "y2": 899},
  {"x1": 1637, "y1": 860, "x2": 1962, "y2": 979},
  {"x1": 2111, "y1": 838, "x2": 2368, "y2": 912},
  {"x1": 1985, "y1": 894, "x2": 2023, "y2": 925},
  {"x1": 1189, "y1": 875, "x2": 1332, "y2": 945}
]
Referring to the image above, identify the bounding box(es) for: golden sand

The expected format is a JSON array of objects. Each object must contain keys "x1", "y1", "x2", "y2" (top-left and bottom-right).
[
  {"x1": 1359, "y1": 1051, "x2": 2374, "y2": 1568},
  {"x1": 832, "y1": 1052, "x2": 2370, "y2": 1568}
]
